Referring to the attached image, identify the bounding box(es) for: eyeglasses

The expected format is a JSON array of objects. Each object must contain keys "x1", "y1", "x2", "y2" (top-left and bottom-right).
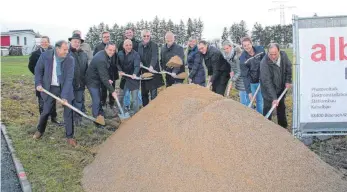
[
  {"x1": 143, "y1": 35, "x2": 150, "y2": 37},
  {"x1": 103, "y1": 36, "x2": 110, "y2": 38}
]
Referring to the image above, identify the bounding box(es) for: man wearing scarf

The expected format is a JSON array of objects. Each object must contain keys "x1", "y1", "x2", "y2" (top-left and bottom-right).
[
  {"x1": 68, "y1": 34, "x2": 88, "y2": 126},
  {"x1": 33, "y1": 40, "x2": 76, "y2": 147},
  {"x1": 222, "y1": 40, "x2": 248, "y2": 105},
  {"x1": 137, "y1": 29, "x2": 164, "y2": 107},
  {"x1": 28, "y1": 36, "x2": 62, "y2": 125}
]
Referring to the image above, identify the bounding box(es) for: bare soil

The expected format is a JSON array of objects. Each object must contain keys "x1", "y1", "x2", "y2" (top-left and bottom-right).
[{"x1": 81, "y1": 84, "x2": 347, "y2": 192}]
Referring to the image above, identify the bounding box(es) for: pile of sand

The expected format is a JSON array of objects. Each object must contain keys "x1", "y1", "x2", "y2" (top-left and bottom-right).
[{"x1": 82, "y1": 84, "x2": 347, "y2": 192}]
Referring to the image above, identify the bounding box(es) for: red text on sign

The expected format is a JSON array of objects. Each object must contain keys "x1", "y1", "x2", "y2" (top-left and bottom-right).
[{"x1": 311, "y1": 37, "x2": 347, "y2": 62}]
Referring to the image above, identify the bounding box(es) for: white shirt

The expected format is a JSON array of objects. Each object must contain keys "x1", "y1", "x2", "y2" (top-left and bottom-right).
[{"x1": 51, "y1": 55, "x2": 59, "y2": 86}]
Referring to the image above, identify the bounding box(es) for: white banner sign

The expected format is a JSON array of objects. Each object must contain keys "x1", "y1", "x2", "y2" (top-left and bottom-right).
[{"x1": 299, "y1": 27, "x2": 347, "y2": 123}]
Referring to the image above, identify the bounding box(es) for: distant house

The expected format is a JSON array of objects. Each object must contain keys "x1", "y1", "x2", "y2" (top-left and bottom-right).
[{"x1": 1, "y1": 29, "x2": 36, "y2": 55}]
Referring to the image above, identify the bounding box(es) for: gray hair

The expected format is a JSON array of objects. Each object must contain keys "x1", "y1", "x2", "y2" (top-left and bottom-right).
[
  {"x1": 55, "y1": 40, "x2": 68, "y2": 48},
  {"x1": 72, "y1": 30, "x2": 81, "y2": 35},
  {"x1": 105, "y1": 42, "x2": 116, "y2": 48},
  {"x1": 141, "y1": 29, "x2": 151, "y2": 37},
  {"x1": 123, "y1": 39, "x2": 132, "y2": 46},
  {"x1": 268, "y1": 43, "x2": 280, "y2": 51},
  {"x1": 165, "y1": 31, "x2": 175, "y2": 39},
  {"x1": 222, "y1": 40, "x2": 233, "y2": 47}
]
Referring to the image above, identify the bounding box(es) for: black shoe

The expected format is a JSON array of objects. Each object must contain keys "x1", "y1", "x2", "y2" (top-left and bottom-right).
[{"x1": 51, "y1": 118, "x2": 64, "y2": 126}]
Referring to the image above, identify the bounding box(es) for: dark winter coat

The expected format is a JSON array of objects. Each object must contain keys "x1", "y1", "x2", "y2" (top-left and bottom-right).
[
  {"x1": 138, "y1": 41, "x2": 164, "y2": 91},
  {"x1": 187, "y1": 45, "x2": 205, "y2": 85},
  {"x1": 117, "y1": 50, "x2": 141, "y2": 91},
  {"x1": 69, "y1": 47, "x2": 88, "y2": 91},
  {"x1": 160, "y1": 42, "x2": 185, "y2": 74},
  {"x1": 85, "y1": 50, "x2": 115, "y2": 93},
  {"x1": 240, "y1": 46, "x2": 266, "y2": 94},
  {"x1": 260, "y1": 50, "x2": 292, "y2": 101},
  {"x1": 34, "y1": 49, "x2": 75, "y2": 102},
  {"x1": 93, "y1": 42, "x2": 119, "y2": 81},
  {"x1": 28, "y1": 47, "x2": 52, "y2": 74},
  {"x1": 201, "y1": 45, "x2": 230, "y2": 83},
  {"x1": 118, "y1": 38, "x2": 140, "y2": 52},
  {"x1": 223, "y1": 50, "x2": 245, "y2": 91}
]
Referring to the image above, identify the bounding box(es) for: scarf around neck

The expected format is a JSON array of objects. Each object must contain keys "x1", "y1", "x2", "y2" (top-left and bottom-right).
[{"x1": 54, "y1": 50, "x2": 65, "y2": 77}]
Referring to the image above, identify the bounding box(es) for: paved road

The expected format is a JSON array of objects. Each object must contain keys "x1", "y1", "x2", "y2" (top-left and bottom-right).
[{"x1": 1, "y1": 132, "x2": 22, "y2": 192}]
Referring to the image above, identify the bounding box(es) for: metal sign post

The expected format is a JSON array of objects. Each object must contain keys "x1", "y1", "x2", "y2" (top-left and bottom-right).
[{"x1": 292, "y1": 15, "x2": 347, "y2": 139}]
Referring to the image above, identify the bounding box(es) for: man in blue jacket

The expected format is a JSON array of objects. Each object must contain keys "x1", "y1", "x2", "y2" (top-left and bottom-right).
[
  {"x1": 240, "y1": 37, "x2": 266, "y2": 114},
  {"x1": 187, "y1": 36, "x2": 205, "y2": 86},
  {"x1": 33, "y1": 40, "x2": 77, "y2": 147}
]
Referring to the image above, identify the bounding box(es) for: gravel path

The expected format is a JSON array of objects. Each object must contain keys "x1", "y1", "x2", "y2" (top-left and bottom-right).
[{"x1": 1, "y1": 132, "x2": 22, "y2": 192}]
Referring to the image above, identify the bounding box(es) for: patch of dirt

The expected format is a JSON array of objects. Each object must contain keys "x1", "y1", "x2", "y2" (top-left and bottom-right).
[{"x1": 81, "y1": 84, "x2": 347, "y2": 192}]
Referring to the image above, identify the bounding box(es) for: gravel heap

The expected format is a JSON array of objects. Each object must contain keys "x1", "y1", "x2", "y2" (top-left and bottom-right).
[{"x1": 82, "y1": 84, "x2": 347, "y2": 192}]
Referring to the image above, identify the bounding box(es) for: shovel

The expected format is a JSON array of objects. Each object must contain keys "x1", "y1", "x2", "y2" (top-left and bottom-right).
[
  {"x1": 140, "y1": 65, "x2": 160, "y2": 74},
  {"x1": 265, "y1": 88, "x2": 288, "y2": 119},
  {"x1": 113, "y1": 90, "x2": 131, "y2": 121},
  {"x1": 225, "y1": 78, "x2": 233, "y2": 98},
  {"x1": 122, "y1": 73, "x2": 153, "y2": 80},
  {"x1": 41, "y1": 88, "x2": 105, "y2": 125},
  {"x1": 248, "y1": 84, "x2": 261, "y2": 108}
]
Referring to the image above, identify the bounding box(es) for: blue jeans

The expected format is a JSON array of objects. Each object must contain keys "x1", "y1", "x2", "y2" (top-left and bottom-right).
[
  {"x1": 250, "y1": 83, "x2": 263, "y2": 114},
  {"x1": 87, "y1": 87, "x2": 104, "y2": 117},
  {"x1": 119, "y1": 86, "x2": 140, "y2": 114},
  {"x1": 73, "y1": 90, "x2": 84, "y2": 119},
  {"x1": 239, "y1": 90, "x2": 250, "y2": 106},
  {"x1": 123, "y1": 89, "x2": 142, "y2": 107}
]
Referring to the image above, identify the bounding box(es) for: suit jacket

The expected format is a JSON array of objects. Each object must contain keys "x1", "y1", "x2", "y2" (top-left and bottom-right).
[{"x1": 35, "y1": 49, "x2": 75, "y2": 102}]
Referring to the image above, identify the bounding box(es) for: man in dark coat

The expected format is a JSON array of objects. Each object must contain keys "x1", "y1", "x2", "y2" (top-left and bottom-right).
[
  {"x1": 93, "y1": 31, "x2": 118, "y2": 110},
  {"x1": 28, "y1": 36, "x2": 61, "y2": 125},
  {"x1": 260, "y1": 43, "x2": 292, "y2": 128},
  {"x1": 117, "y1": 28, "x2": 140, "y2": 52},
  {"x1": 198, "y1": 40, "x2": 231, "y2": 95},
  {"x1": 86, "y1": 42, "x2": 118, "y2": 127},
  {"x1": 187, "y1": 36, "x2": 205, "y2": 86},
  {"x1": 160, "y1": 31, "x2": 185, "y2": 87},
  {"x1": 68, "y1": 34, "x2": 88, "y2": 126},
  {"x1": 117, "y1": 28, "x2": 141, "y2": 109},
  {"x1": 138, "y1": 29, "x2": 164, "y2": 106},
  {"x1": 117, "y1": 39, "x2": 141, "y2": 114},
  {"x1": 33, "y1": 40, "x2": 76, "y2": 147}
]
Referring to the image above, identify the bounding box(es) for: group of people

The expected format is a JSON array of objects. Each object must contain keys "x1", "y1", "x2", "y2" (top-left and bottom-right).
[{"x1": 28, "y1": 28, "x2": 292, "y2": 147}]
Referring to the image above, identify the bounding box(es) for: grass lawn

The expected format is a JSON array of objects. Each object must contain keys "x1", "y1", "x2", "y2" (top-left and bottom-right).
[{"x1": 1, "y1": 49, "x2": 345, "y2": 191}]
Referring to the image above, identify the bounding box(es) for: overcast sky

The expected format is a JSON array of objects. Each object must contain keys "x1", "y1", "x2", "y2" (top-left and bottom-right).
[{"x1": 0, "y1": 0, "x2": 345, "y2": 44}]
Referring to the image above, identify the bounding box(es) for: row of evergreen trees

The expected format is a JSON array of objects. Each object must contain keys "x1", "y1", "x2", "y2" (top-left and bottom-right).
[{"x1": 84, "y1": 16, "x2": 293, "y2": 50}]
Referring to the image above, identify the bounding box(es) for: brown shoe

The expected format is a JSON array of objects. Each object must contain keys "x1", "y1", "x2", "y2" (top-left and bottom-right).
[
  {"x1": 67, "y1": 138, "x2": 77, "y2": 147},
  {"x1": 33, "y1": 131, "x2": 42, "y2": 139}
]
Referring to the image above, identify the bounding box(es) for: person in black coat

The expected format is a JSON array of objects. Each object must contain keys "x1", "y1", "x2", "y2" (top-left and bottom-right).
[
  {"x1": 68, "y1": 34, "x2": 88, "y2": 126},
  {"x1": 28, "y1": 36, "x2": 61, "y2": 125},
  {"x1": 93, "y1": 31, "x2": 118, "y2": 109},
  {"x1": 117, "y1": 28, "x2": 140, "y2": 52},
  {"x1": 86, "y1": 43, "x2": 118, "y2": 127},
  {"x1": 198, "y1": 40, "x2": 231, "y2": 95},
  {"x1": 117, "y1": 39, "x2": 141, "y2": 114},
  {"x1": 260, "y1": 43, "x2": 292, "y2": 128},
  {"x1": 138, "y1": 29, "x2": 164, "y2": 107},
  {"x1": 187, "y1": 36, "x2": 205, "y2": 86},
  {"x1": 160, "y1": 31, "x2": 185, "y2": 87},
  {"x1": 34, "y1": 40, "x2": 77, "y2": 147}
]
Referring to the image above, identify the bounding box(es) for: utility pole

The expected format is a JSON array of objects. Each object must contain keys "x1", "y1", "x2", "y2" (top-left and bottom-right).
[{"x1": 269, "y1": 1, "x2": 296, "y2": 25}]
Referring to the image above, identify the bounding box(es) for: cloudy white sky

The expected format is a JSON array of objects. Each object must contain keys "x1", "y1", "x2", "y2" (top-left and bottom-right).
[{"x1": 0, "y1": 0, "x2": 345, "y2": 43}]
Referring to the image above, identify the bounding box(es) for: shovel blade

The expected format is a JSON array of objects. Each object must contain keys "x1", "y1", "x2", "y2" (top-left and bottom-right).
[
  {"x1": 118, "y1": 112, "x2": 131, "y2": 121},
  {"x1": 95, "y1": 115, "x2": 106, "y2": 125}
]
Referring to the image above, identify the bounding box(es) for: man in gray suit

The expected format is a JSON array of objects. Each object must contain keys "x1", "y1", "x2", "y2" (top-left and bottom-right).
[{"x1": 33, "y1": 40, "x2": 77, "y2": 147}]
